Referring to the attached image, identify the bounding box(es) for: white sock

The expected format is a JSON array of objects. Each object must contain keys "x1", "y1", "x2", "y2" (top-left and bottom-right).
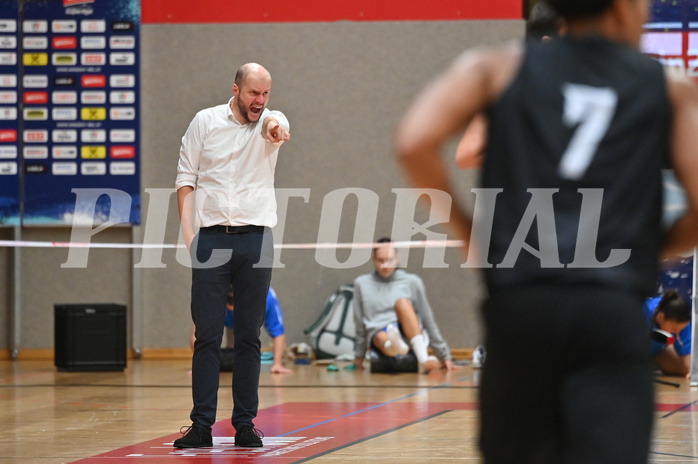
[
  {"x1": 382, "y1": 340, "x2": 399, "y2": 357},
  {"x1": 410, "y1": 334, "x2": 429, "y2": 364}
]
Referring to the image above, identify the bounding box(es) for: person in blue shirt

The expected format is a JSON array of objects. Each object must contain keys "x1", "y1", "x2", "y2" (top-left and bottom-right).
[
  {"x1": 191, "y1": 287, "x2": 292, "y2": 374},
  {"x1": 645, "y1": 289, "x2": 691, "y2": 378}
]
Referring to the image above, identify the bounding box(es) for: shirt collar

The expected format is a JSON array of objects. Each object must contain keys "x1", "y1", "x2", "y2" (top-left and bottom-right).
[{"x1": 227, "y1": 97, "x2": 244, "y2": 125}]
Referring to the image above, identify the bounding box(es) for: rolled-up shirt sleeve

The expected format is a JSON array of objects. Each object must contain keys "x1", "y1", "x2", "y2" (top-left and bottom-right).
[{"x1": 175, "y1": 112, "x2": 203, "y2": 190}]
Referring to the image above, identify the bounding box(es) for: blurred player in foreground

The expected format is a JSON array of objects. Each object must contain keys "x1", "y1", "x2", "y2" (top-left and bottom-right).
[{"x1": 395, "y1": 0, "x2": 698, "y2": 462}]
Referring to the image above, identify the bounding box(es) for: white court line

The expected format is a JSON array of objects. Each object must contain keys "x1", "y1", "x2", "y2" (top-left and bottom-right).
[{"x1": 0, "y1": 239, "x2": 465, "y2": 250}]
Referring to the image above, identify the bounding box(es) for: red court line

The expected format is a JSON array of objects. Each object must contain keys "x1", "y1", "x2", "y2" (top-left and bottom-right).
[
  {"x1": 141, "y1": 0, "x2": 522, "y2": 24},
  {"x1": 69, "y1": 401, "x2": 478, "y2": 463}
]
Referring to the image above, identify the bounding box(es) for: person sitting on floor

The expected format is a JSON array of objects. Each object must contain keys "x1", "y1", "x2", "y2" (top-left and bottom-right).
[
  {"x1": 352, "y1": 237, "x2": 456, "y2": 373},
  {"x1": 645, "y1": 289, "x2": 692, "y2": 378}
]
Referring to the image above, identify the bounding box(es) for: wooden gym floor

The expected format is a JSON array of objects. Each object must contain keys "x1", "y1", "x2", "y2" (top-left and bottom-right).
[{"x1": 1, "y1": 358, "x2": 697, "y2": 463}]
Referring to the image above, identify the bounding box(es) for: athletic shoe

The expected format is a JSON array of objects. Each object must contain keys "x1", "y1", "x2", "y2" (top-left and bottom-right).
[
  {"x1": 386, "y1": 325, "x2": 409, "y2": 355},
  {"x1": 235, "y1": 425, "x2": 264, "y2": 447},
  {"x1": 173, "y1": 424, "x2": 212, "y2": 448},
  {"x1": 472, "y1": 345, "x2": 486, "y2": 369},
  {"x1": 418, "y1": 355, "x2": 439, "y2": 374}
]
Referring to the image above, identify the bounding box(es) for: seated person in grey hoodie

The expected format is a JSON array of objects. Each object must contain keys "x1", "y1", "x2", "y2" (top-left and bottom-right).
[{"x1": 352, "y1": 237, "x2": 456, "y2": 373}]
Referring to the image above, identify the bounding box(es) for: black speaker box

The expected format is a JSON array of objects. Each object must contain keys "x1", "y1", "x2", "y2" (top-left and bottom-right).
[{"x1": 54, "y1": 303, "x2": 127, "y2": 371}]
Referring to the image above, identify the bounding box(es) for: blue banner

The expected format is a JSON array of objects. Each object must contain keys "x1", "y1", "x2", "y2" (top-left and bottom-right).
[
  {"x1": 21, "y1": 0, "x2": 140, "y2": 225},
  {"x1": 0, "y1": 0, "x2": 20, "y2": 226}
]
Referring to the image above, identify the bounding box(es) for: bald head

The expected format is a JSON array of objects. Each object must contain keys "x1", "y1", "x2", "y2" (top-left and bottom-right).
[
  {"x1": 235, "y1": 63, "x2": 271, "y2": 90},
  {"x1": 231, "y1": 63, "x2": 273, "y2": 124}
]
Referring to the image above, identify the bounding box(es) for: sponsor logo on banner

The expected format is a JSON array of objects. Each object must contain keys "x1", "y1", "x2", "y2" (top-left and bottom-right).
[
  {"x1": 53, "y1": 162, "x2": 78, "y2": 175},
  {"x1": 52, "y1": 21, "x2": 77, "y2": 33},
  {"x1": 110, "y1": 52, "x2": 135, "y2": 66},
  {"x1": 23, "y1": 21, "x2": 48, "y2": 34},
  {"x1": 110, "y1": 129, "x2": 135, "y2": 142},
  {"x1": 23, "y1": 37, "x2": 48, "y2": 49},
  {"x1": 0, "y1": 75, "x2": 17, "y2": 87},
  {"x1": 0, "y1": 20, "x2": 17, "y2": 33},
  {"x1": 55, "y1": 76, "x2": 76, "y2": 86},
  {"x1": 23, "y1": 108, "x2": 48, "y2": 120},
  {"x1": 109, "y1": 36, "x2": 135, "y2": 49},
  {"x1": 52, "y1": 162, "x2": 78, "y2": 175},
  {"x1": 64, "y1": 0, "x2": 95, "y2": 6},
  {"x1": 52, "y1": 130, "x2": 77, "y2": 143},
  {"x1": 81, "y1": 75, "x2": 106, "y2": 87},
  {"x1": 81, "y1": 53, "x2": 105, "y2": 65},
  {"x1": 81, "y1": 146, "x2": 106, "y2": 159},
  {"x1": 110, "y1": 146, "x2": 135, "y2": 158},
  {"x1": 0, "y1": 162, "x2": 17, "y2": 175},
  {"x1": 0, "y1": 36, "x2": 17, "y2": 49},
  {"x1": 52, "y1": 37, "x2": 77, "y2": 49},
  {"x1": 110, "y1": 107, "x2": 135, "y2": 120},
  {"x1": 109, "y1": 74, "x2": 135, "y2": 87},
  {"x1": 111, "y1": 21, "x2": 134, "y2": 31},
  {"x1": 52, "y1": 107, "x2": 77, "y2": 120},
  {"x1": 24, "y1": 75, "x2": 49, "y2": 88},
  {"x1": 0, "y1": 107, "x2": 17, "y2": 120},
  {"x1": 52, "y1": 146, "x2": 77, "y2": 159},
  {"x1": 25, "y1": 164, "x2": 47, "y2": 174},
  {"x1": 81, "y1": 36, "x2": 106, "y2": 49},
  {"x1": 24, "y1": 130, "x2": 47, "y2": 142},
  {"x1": 23, "y1": 53, "x2": 48, "y2": 66},
  {"x1": 52, "y1": 53, "x2": 77, "y2": 66},
  {"x1": 0, "y1": 146, "x2": 17, "y2": 159},
  {"x1": 110, "y1": 161, "x2": 136, "y2": 175},
  {"x1": 0, "y1": 129, "x2": 18, "y2": 142},
  {"x1": 81, "y1": 129, "x2": 106, "y2": 142},
  {"x1": 81, "y1": 107, "x2": 106, "y2": 120},
  {"x1": 23, "y1": 91, "x2": 48, "y2": 104},
  {"x1": 110, "y1": 90, "x2": 135, "y2": 104},
  {"x1": 81, "y1": 91, "x2": 106, "y2": 104},
  {"x1": 52, "y1": 91, "x2": 77, "y2": 104},
  {"x1": 81, "y1": 162, "x2": 106, "y2": 175},
  {"x1": 81, "y1": 20, "x2": 105, "y2": 33},
  {"x1": 0, "y1": 91, "x2": 16, "y2": 103},
  {"x1": 0, "y1": 53, "x2": 16, "y2": 65},
  {"x1": 23, "y1": 145, "x2": 48, "y2": 159}
]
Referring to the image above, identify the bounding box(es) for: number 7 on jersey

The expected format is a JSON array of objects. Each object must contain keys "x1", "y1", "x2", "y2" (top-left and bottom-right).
[{"x1": 558, "y1": 83, "x2": 618, "y2": 181}]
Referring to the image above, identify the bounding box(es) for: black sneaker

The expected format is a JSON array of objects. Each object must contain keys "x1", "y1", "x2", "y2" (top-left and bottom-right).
[
  {"x1": 173, "y1": 424, "x2": 213, "y2": 448},
  {"x1": 235, "y1": 425, "x2": 264, "y2": 447}
]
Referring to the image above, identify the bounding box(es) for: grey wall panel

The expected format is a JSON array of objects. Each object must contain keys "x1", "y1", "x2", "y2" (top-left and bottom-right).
[
  {"x1": 139, "y1": 19, "x2": 524, "y2": 351},
  {"x1": 19, "y1": 227, "x2": 132, "y2": 349}
]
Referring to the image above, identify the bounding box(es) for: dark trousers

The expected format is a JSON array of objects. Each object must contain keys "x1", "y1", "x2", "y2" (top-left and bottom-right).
[
  {"x1": 479, "y1": 284, "x2": 654, "y2": 464},
  {"x1": 189, "y1": 226, "x2": 273, "y2": 432}
]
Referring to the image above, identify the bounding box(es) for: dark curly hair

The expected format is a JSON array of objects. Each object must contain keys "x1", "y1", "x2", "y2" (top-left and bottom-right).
[{"x1": 652, "y1": 289, "x2": 691, "y2": 325}]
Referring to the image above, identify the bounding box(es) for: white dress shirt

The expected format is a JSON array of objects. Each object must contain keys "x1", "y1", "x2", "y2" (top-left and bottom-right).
[{"x1": 176, "y1": 97, "x2": 289, "y2": 228}]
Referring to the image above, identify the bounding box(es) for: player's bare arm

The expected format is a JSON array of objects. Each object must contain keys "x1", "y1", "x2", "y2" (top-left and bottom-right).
[
  {"x1": 663, "y1": 70, "x2": 698, "y2": 258},
  {"x1": 394, "y1": 43, "x2": 522, "y2": 248}
]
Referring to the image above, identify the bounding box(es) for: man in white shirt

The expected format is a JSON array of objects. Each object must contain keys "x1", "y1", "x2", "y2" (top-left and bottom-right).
[{"x1": 174, "y1": 63, "x2": 290, "y2": 449}]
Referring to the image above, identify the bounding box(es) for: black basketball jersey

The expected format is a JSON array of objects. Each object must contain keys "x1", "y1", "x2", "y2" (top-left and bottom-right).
[{"x1": 481, "y1": 35, "x2": 671, "y2": 295}]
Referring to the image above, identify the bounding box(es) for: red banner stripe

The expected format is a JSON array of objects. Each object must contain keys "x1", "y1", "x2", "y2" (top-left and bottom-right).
[{"x1": 141, "y1": 0, "x2": 521, "y2": 24}]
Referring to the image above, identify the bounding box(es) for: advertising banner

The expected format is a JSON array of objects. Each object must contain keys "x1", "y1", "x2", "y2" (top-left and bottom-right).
[
  {"x1": 0, "y1": 0, "x2": 20, "y2": 226},
  {"x1": 21, "y1": 0, "x2": 140, "y2": 225}
]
